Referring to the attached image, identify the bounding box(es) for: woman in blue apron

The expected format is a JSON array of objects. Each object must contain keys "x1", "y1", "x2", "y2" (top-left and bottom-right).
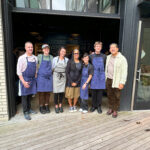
[
  {"x1": 90, "y1": 41, "x2": 106, "y2": 114},
  {"x1": 37, "y1": 44, "x2": 53, "y2": 114},
  {"x1": 79, "y1": 53, "x2": 94, "y2": 113}
]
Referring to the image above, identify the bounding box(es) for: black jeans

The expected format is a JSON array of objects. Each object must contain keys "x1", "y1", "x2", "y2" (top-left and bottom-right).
[
  {"x1": 80, "y1": 99, "x2": 88, "y2": 111},
  {"x1": 22, "y1": 95, "x2": 32, "y2": 113},
  {"x1": 54, "y1": 93, "x2": 64, "y2": 105},
  {"x1": 92, "y1": 89, "x2": 103, "y2": 108}
]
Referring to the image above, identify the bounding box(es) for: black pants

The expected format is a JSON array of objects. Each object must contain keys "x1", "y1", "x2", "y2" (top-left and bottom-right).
[
  {"x1": 80, "y1": 99, "x2": 88, "y2": 111},
  {"x1": 22, "y1": 95, "x2": 32, "y2": 113},
  {"x1": 92, "y1": 89, "x2": 103, "y2": 108},
  {"x1": 54, "y1": 93, "x2": 64, "y2": 105}
]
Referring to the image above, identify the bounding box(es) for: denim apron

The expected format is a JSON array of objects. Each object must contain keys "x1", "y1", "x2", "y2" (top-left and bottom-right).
[
  {"x1": 90, "y1": 56, "x2": 105, "y2": 89},
  {"x1": 37, "y1": 55, "x2": 53, "y2": 92},
  {"x1": 20, "y1": 57, "x2": 37, "y2": 96},
  {"x1": 80, "y1": 65, "x2": 89, "y2": 100}
]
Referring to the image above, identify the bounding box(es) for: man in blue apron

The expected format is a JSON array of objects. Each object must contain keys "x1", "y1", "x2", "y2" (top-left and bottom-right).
[
  {"x1": 90, "y1": 41, "x2": 106, "y2": 114},
  {"x1": 17, "y1": 42, "x2": 37, "y2": 120}
]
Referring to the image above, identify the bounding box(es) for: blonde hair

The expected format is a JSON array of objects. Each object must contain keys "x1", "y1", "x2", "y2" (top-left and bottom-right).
[{"x1": 94, "y1": 41, "x2": 103, "y2": 47}]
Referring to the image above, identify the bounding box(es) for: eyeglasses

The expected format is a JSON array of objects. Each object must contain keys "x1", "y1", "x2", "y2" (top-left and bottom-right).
[{"x1": 74, "y1": 53, "x2": 79, "y2": 55}]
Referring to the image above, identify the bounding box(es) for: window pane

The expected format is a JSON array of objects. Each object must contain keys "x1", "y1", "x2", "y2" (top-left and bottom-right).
[
  {"x1": 39, "y1": 0, "x2": 50, "y2": 9},
  {"x1": 137, "y1": 28, "x2": 150, "y2": 102},
  {"x1": 52, "y1": 0, "x2": 85, "y2": 12},
  {"x1": 87, "y1": 0, "x2": 98, "y2": 13},
  {"x1": 52, "y1": 0, "x2": 66, "y2": 10},
  {"x1": 16, "y1": 0, "x2": 25, "y2": 8},
  {"x1": 99, "y1": 0, "x2": 119, "y2": 14},
  {"x1": 15, "y1": 0, "x2": 51, "y2": 9}
]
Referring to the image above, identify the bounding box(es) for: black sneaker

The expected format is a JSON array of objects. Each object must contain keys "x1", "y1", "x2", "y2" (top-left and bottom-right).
[
  {"x1": 90, "y1": 107, "x2": 96, "y2": 112},
  {"x1": 45, "y1": 105, "x2": 50, "y2": 113},
  {"x1": 39, "y1": 106, "x2": 46, "y2": 114},
  {"x1": 59, "y1": 107, "x2": 63, "y2": 113},
  {"x1": 24, "y1": 112, "x2": 31, "y2": 120},
  {"x1": 97, "y1": 107, "x2": 102, "y2": 114},
  {"x1": 55, "y1": 107, "x2": 59, "y2": 113}
]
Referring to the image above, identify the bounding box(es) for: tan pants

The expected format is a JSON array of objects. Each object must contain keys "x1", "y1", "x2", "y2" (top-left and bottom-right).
[
  {"x1": 106, "y1": 79, "x2": 121, "y2": 111},
  {"x1": 65, "y1": 87, "x2": 80, "y2": 99}
]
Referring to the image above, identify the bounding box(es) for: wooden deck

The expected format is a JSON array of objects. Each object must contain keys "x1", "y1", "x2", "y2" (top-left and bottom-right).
[{"x1": 0, "y1": 96, "x2": 150, "y2": 150}]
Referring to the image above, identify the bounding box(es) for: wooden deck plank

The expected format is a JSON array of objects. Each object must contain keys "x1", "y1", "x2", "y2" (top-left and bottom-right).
[
  {"x1": 136, "y1": 140, "x2": 150, "y2": 150},
  {"x1": 0, "y1": 112, "x2": 136, "y2": 149},
  {"x1": 25, "y1": 113, "x2": 150, "y2": 150},
  {"x1": 71, "y1": 115, "x2": 150, "y2": 150},
  {"x1": 0, "y1": 108, "x2": 150, "y2": 150}
]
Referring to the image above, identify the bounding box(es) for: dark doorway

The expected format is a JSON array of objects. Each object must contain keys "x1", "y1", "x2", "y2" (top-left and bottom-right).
[
  {"x1": 11, "y1": 12, "x2": 120, "y2": 116},
  {"x1": 12, "y1": 13, "x2": 120, "y2": 55}
]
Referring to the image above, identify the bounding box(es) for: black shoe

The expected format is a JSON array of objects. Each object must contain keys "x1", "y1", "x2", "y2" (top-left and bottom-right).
[
  {"x1": 90, "y1": 107, "x2": 96, "y2": 112},
  {"x1": 55, "y1": 107, "x2": 59, "y2": 113},
  {"x1": 59, "y1": 107, "x2": 63, "y2": 113},
  {"x1": 39, "y1": 106, "x2": 46, "y2": 114},
  {"x1": 24, "y1": 112, "x2": 31, "y2": 120},
  {"x1": 45, "y1": 105, "x2": 50, "y2": 113},
  {"x1": 29, "y1": 109, "x2": 37, "y2": 114},
  {"x1": 97, "y1": 107, "x2": 102, "y2": 114}
]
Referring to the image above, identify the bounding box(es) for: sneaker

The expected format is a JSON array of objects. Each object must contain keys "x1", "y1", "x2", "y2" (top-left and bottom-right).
[
  {"x1": 29, "y1": 109, "x2": 37, "y2": 114},
  {"x1": 79, "y1": 108, "x2": 83, "y2": 112},
  {"x1": 73, "y1": 106, "x2": 77, "y2": 112},
  {"x1": 82, "y1": 110, "x2": 88, "y2": 114},
  {"x1": 69, "y1": 107, "x2": 74, "y2": 112},
  {"x1": 24, "y1": 112, "x2": 31, "y2": 120}
]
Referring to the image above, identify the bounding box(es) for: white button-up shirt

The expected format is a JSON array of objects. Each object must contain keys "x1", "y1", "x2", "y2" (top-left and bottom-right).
[{"x1": 17, "y1": 53, "x2": 38, "y2": 76}]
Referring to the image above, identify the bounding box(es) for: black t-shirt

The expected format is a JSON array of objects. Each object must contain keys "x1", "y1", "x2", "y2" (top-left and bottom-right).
[
  {"x1": 83, "y1": 63, "x2": 94, "y2": 76},
  {"x1": 66, "y1": 60, "x2": 83, "y2": 87}
]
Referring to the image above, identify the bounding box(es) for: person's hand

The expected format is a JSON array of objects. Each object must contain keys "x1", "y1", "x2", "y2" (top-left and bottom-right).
[
  {"x1": 119, "y1": 84, "x2": 124, "y2": 90},
  {"x1": 23, "y1": 81, "x2": 30, "y2": 88},
  {"x1": 72, "y1": 83, "x2": 77, "y2": 87},
  {"x1": 35, "y1": 73, "x2": 37, "y2": 78},
  {"x1": 82, "y1": 83, "x2": 87, "y2": 90}
]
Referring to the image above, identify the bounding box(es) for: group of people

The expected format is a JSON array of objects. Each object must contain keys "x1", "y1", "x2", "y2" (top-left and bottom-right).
[{"x1": 17, "y1": 41, "x2": 128, "y2": 120}]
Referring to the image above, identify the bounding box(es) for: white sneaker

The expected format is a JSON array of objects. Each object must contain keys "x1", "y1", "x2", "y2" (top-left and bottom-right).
[
  {"x1": 73, "y1": 106, "x2": 77, "y2": 112},
  {"x1": 82, "y1": 110, "x2": 88, "y2": 114},
  {"x1": 79, "y1": 108, "x2": 83, "y2": 112},
  {"x1": 69, "y1": 107, "x2": 74, "y2": 112}
]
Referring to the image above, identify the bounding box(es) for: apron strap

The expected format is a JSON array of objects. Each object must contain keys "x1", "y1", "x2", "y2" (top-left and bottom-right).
[
  {"x1": 57, "y1": 56, "x2": 66, "y2": 63},
  {"x1": 42, "y1": 55, "x2": 44, "y2": 61},
  {"x1": 26, "y1": 57, "x2": 29, "y2": 63}
]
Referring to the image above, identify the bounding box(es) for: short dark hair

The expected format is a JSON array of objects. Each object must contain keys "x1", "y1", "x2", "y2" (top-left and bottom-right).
[
  {"x1": 83, "y1": 53, "x2": 89, "y2": 58},
  {"x1": 110, "y1": 43, "x2": 119, "y2": 48}
]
